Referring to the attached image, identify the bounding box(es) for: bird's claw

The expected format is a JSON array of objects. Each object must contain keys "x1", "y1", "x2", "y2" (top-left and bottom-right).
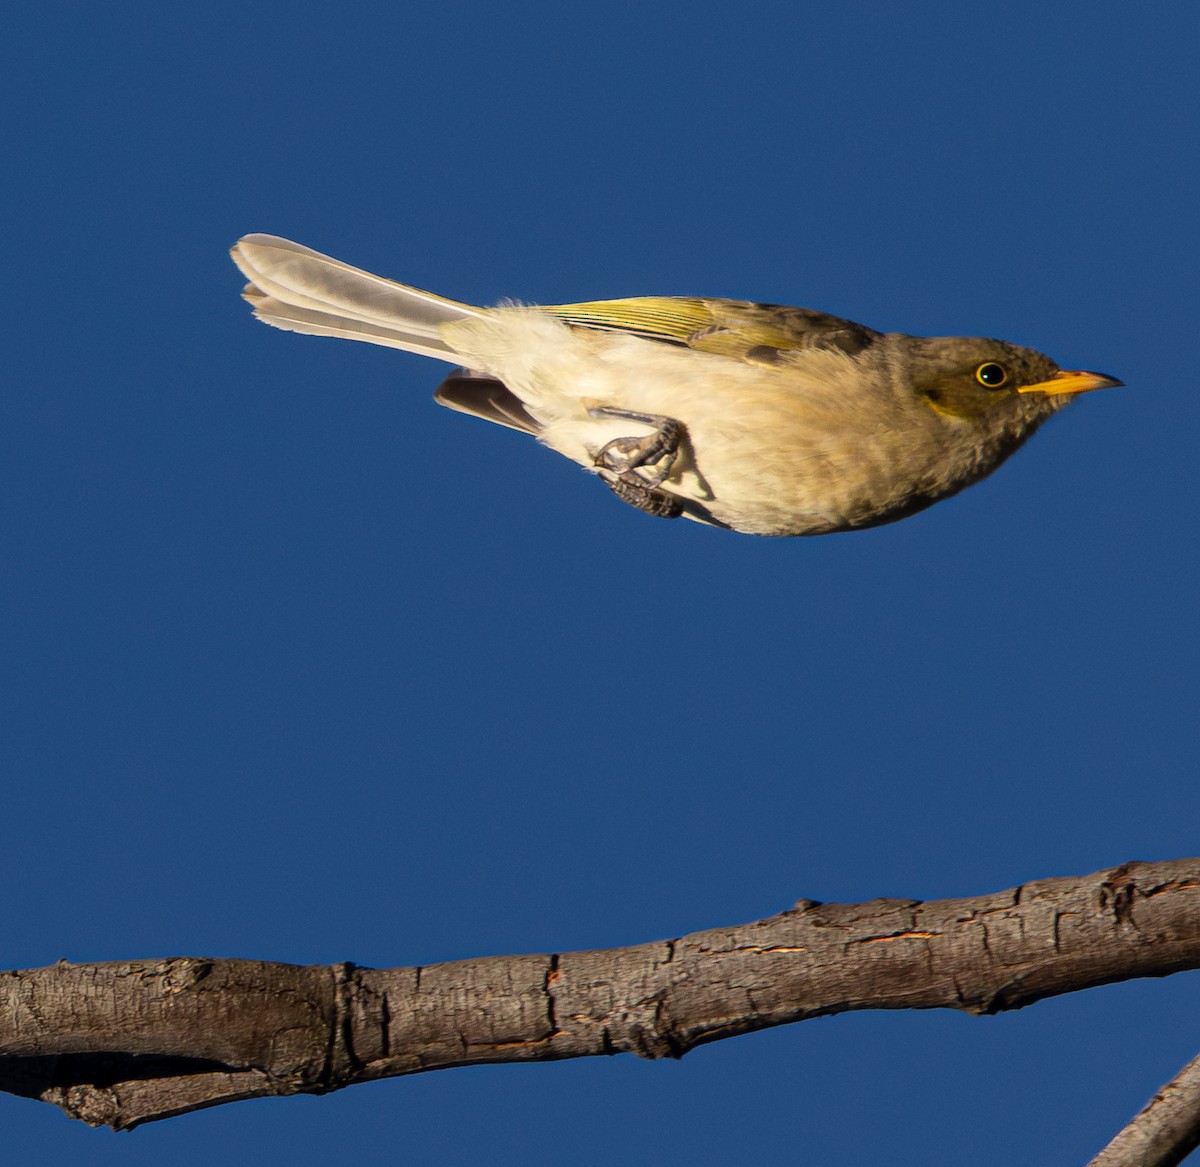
[
  {"x1": 605, "y1": 474, "x2": 684, "y2": 519},
  {"x1": 589, "y1": 407, "x2": 686, "y2": 520},
  {"x1": 590, "y1": 407, "x2": 684, "y2": 486}
]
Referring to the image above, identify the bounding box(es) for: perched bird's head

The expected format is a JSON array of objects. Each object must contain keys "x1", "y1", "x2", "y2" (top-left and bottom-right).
[{"x1": 899, "y1": 336, "x2": 1122, "y2": 426}]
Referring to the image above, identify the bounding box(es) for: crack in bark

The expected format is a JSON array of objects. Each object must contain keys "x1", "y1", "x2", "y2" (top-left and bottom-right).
[
  {"x1": 544, "y1": 955, "x2": 559, "y2": 1037},
  {"x1": 739, "y1": 944, "x2": 809, "y2": 953},
  {"x1": 1146, "y1": 880, "x2": 1200, "y2": 897},
  {"x1": 379, "y1": 989, "x2": 390, "y2": 1059},
  {"x1": 848, "y1": 931, "x2": 940, "y2": 946},
  {"x1": 321, "y1": 962, "x2": 353, "y2": 1088},
  {"x1": 650, "y1": 998, "x2": 683, "y2": 1060}
]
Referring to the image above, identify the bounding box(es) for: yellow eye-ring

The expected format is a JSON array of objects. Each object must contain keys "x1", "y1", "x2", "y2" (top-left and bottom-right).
[{"x1": 975, "y1": 362, "x2": 1008, "y2": 388}]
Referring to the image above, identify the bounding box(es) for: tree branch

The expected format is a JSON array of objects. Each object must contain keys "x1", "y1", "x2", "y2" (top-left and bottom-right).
[
  {"x1": 1088, "y1": 1045, "x2": 1200, "y2": 1167},
  {"x1": 2, "y1": 858, "x2": 1198, "y2": 1132}
]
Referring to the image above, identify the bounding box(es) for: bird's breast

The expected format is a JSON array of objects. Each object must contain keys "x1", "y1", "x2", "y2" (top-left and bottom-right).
[{"x1": 444, "y1": 309, "x2": 974, "y2": 536}]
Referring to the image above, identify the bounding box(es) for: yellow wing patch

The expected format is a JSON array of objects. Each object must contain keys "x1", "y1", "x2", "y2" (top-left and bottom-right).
[
  {"x1": 536, "y1": 297, "x2": 876, "y2": 364},
  {"x1": 538, "y1": 297, "x2": 717, "y2": 344}
]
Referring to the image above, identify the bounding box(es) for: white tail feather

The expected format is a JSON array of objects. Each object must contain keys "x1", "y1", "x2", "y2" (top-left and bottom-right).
[{"x1": 231, "y1": 234, "x2": 483, "y2": 361}]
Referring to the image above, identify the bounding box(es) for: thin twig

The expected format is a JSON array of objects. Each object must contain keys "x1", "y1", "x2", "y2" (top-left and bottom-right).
[{"x1": 1088, "y1": 1047, "x2": 1200, "y2": 1167}]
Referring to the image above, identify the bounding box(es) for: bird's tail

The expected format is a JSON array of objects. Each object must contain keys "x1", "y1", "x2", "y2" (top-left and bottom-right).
[{"x1": 230, "y1": 234, "x2": 483, "y2": 363}]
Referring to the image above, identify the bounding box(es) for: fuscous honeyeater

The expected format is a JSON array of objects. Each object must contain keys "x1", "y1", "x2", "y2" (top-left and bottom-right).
[{"x1": 231, "y1": 234, "x2": 1120, "y2": 537}]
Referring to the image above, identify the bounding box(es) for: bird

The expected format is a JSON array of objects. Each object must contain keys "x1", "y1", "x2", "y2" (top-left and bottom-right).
[{"x1": 230, "y1": 234, "x2": 1120, "y2": 537}]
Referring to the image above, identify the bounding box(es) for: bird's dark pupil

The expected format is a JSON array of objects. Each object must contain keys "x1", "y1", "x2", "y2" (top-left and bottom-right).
[{"x1": 979, "y1": 363, "x2": 1005, "y2": 386}]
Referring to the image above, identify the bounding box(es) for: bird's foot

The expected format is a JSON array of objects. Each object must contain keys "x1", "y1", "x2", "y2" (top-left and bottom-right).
[
  {"x1": 590, "y1": 407, "x2": 684, "y2": 487},
  {"x1": 589, "y1": 407, "x2": 686, "y2": 520},
  {"x1": 604, "y1": 474, "x2": 684, "y2": 519}
]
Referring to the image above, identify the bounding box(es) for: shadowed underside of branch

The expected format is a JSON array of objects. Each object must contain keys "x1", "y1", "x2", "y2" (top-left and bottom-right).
[{"x1": 2, "y1": 858, "x2": 1199, "y2": 1155}]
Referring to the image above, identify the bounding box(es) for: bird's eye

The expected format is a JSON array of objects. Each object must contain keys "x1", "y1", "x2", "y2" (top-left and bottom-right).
[{"x1": 975, "y1": 362, "x2": 1008, "y2": 388}]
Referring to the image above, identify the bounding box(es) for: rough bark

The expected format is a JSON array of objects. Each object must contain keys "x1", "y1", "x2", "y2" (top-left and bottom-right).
[
  {"x1": 1088, "y1": 1046, "x2": 1200, "y2": 1167},
  {"x1": 2, "y1": 857, "x2": 1198, "y2": 1156}
]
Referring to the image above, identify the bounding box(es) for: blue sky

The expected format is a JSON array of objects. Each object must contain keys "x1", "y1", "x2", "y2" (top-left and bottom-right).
[{"x1": 5, "y1": 3, "x2": 1199, "y2": 1162}]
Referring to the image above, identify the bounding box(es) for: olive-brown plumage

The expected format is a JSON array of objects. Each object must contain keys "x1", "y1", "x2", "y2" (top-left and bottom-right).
[{"x1": 231, "y1": 234, "x2": 1120, "y2": 536}]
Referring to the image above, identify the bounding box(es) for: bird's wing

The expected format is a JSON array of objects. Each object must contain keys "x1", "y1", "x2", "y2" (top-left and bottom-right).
[
  {"x1": 537, "y1": 297, "x2": 881, "y2": 361},
  {"x1": 433, "y1": 369, "x2": 541, "y2": 435}
]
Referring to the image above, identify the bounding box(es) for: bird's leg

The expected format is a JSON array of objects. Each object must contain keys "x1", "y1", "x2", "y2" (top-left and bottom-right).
[{"x1": 588, "y1": 406, "x2": 685, "y2": 520}]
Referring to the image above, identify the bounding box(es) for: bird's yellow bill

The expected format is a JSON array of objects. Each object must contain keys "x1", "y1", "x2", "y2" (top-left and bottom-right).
[{"x1": 1018, "y1": 369, "x2": 1123, "y2": 397}]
